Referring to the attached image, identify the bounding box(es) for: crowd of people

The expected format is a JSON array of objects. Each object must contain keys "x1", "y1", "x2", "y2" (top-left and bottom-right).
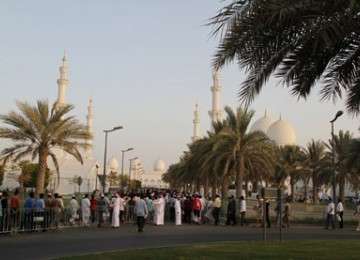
[{"x1": 1, "y1": 189, "x2": 360, "y2": 234}]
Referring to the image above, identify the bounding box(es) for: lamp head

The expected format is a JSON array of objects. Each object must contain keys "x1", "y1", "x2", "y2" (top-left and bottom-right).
[
  {"x1": 330, "y1": 110, "x2": 343, "y2": 123},
  {"x1": 113, "y1": 126, "x2": 123, "y2": 131}
]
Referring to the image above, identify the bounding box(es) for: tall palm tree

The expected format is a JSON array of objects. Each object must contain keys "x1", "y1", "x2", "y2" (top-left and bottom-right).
[
  {"x1": 277, "y1": 145, "x2": 304, "y2": 201},
  {"x1": 319, "y1": 130, "x2": 356, "y2": 203},
  {"x1": 345, "y1": 137, "x2": 360, "y2": 193},
  {"x1": 0, "y1": 100, "x2": 92, "y2": 194},
  {"x1": 209, "y1": 1, "x2": 360, "y2": 114},
  {"x1": 216, "y1": 106, "x2": 275, "y2": 197},
  {"x1": 303, "y1": 139, "x2": 326, "y2": 202}
]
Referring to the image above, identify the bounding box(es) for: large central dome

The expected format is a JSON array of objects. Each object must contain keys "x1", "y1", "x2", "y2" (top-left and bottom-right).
[
  {"x1": 266, "y1": 117, "x2": 296, "y2": 146},
  {"x1": 154, "y1": 159, "x2": 166, "y2": 172}
]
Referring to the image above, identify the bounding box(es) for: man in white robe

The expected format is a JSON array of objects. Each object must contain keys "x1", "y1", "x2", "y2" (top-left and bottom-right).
[
  {"x1": 81, "y1": 194, "x2": 90, "y2": 227},
  {"x1": 154, "y1": 193, "x2": 165, "y2": 225},
  {"x1": 69, "y1": 195, "x2": 79, "y2": 225},
  {"x1": 175, "y1": 197, "x2": 182, "y2": 226},
  {"x1": 111, "y1": 192, "x2": 120, "y2": 228}
]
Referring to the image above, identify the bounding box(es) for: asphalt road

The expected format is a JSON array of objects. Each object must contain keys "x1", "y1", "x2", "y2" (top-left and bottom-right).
[{"x1": 0, "y1": 224, "x2": 359, "y2": 260}]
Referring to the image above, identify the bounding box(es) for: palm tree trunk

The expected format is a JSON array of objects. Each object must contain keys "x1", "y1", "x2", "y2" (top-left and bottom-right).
[
  {"x1": 36, "y1": 148, "x2": 48, "y2": 195},
  {"x1": 221, "y1": 174, "x2": 228, "y2": 198},
  {"x1": 236, "y1": 154, "x2": 244, "y2": 198},
  {"x1": 312, "y1": 171, "x2": 318, "y2": 202},
  {"x1": 339, "y1": 177, "x2": 346, "y2": 204},
  {"x1": 204, "y1": 177, "x2": 209, "y2": 198},
  {"x1": 211, "y1": 175, "x2": 217, "y2": 199},
  {"x1": 290, "y1": 175, "x2": 295, "y2": 202}
]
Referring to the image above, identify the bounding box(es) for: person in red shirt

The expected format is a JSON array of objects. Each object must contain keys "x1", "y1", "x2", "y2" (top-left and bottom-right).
[
  {"x1": 193, "y1": 195, "x2": 202, "y2": 224},
  {"x1": 10, "y1": 190, "x2": 20, "y2": 230},
  {"x1": 90, "y1": 194, "x2": 98, "y2": 224}
]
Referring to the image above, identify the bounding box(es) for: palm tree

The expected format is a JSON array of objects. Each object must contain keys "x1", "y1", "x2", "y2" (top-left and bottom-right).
[
  {"x1": 0, "y1": 100, "x2": 92, "y2": 194},
  {"x1": 209, "y1": 1, "x2": 360, "y2": 114},
  {"x1": 277, "y1": 145, "x2": 304, "y2": 201},
  {"x1": 345, "y1": 137, "x2": 360, "y2": 193},
  {"x1": 216, "y1": 106, "x2": 275, "y2": 197},
  {"x1": 303, "y1": 139, "x2": 326, "y2": 202},
  {"x1": 319, "y1": 130, "x2": 357, "y2": 203}
]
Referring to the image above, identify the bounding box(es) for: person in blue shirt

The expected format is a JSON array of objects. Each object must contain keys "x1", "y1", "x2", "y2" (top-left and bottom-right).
[
  {"x1": 24, "y1": 191, "x2": 35, "y2": 231},
  {"x1": 35, "y1": 193, "x2": 45, "y2": 230},
  {"x1": 134, "y1": 194, "x2": 148, "y2": 232}
]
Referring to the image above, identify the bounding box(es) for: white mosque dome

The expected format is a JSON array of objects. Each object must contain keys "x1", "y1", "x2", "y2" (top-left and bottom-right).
[
  {"x1": 249, "y1": 112, "x2": 274, "y2": 133},
  {"x1": 266, "y1": 117, "x2": 296, "y2": 146},
  {"x1": 154, "y1": 159, "x2": 166, "y2": 172},
  {"x1": 108, "y1": 156, "x2": 119, "y2": 171}
]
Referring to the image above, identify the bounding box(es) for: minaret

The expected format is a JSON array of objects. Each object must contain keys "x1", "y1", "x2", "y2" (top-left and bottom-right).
[
  {"x1": 208, "y1": 68, "x2": 223, "y2": 130},
  {"x1": 55, "y1": 51, "x2": 69, "y2": 110},
  {"x1": 85, "y1": 97, "x2": 94, "y2": 159},
  {"x1": 192, "y1": 101, "x2": 201, "y2": 142}
]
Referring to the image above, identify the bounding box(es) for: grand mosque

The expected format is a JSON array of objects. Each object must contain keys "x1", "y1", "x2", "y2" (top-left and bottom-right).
[{"x1": 1, "y1": 54, "x2": 299, "y2": 195}]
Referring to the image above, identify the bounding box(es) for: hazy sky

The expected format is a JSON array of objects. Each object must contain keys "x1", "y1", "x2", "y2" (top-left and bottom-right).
[{"x1": 0, "y1": 1, "x2": 359, "y2": 172}]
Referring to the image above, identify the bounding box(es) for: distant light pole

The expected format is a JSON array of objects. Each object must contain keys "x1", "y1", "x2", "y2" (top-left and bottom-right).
[
  {"x1": 95, "y1": 164, "x2": 99, "y2": 191},
  {"x1": 330, "y1": 111, "x2": 343, "y2": 204},
  {"x1": 128, "y1": 157, "x2": 138, "y2": 190},
  {"x1": 102, "y1": 126, "x2": 123, "y2": 193},
  {"x1": 121, "y1": 148, "x2": 134, "y2": 190}
]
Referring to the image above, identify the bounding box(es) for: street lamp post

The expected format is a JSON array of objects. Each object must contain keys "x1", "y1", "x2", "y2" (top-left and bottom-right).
[
  {"x1": 102, "y1": 126, "x2": 123, "y2": 193},
  {"x1": 330, "y1": 111, "x2": 343, "y2": 204},
  {"x1": 128, "y1": 157, "x2": 138, "y2": 191},
  {"x1": 95, "y1": 164, "x2": 99, "y2": 191},
  {"x1": 121, "y1": 148, "x2": 133, "y2": 190}
]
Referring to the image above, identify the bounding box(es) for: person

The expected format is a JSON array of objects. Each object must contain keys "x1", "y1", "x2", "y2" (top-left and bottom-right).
[
  {"x1": 265, "y1": 199, "x2": 271, "y2": 228},
  {"x1": 204, "y1": 196, "x2": 214, "y2": 224},
  {"x1": 274, "y1": 199, "x2": 281, "y2": 227},
  {"x1": 81, "y1": 194, "x2": 91, "y2": 227},
  {"x1": 44, "y1": 193, "x2": 52, "y2": 228},
  {"x1": 10, "y1": 190, "x2": 20, "y2": 230},
  {"x1": 119, "y1": 194, "x2": 125, "y2": 224},
  {"x1": 193, "y1": 195, "x2": 202, "y2": 224},
  {"x1": 169, "y1": 194, "x2": 176, "y2": 222},
  {"x1": 225, "y1": 196, "x2": 236, "y2": 226},
  {"x1": 183, "y1": 195, "x2": 193, "y2": 224},
  {"x1": 153, "y1": 193, "x2": 165, "y2": 225},
  {"x1": 35, "y1": 193, "x2": 45, "y2": 230},
  {"x1": 24, "y1": 191, "x2": 35, "y2": 231},
  {"x1": 213, "y1": 194, "x2": 222, "y2": 225},
  {"x1": 51, "y1": 193, "x2": 63, "y2": 229},
  {"x1": 239, "y1": 196, "x2": 249, "y2": 226},
  {"x1": 103, "y1": 193, "x2": 110, "y2": 224},
  {"x1": 110, "y1": 192, "x2": 120, "y2": 228},
  {"x1": 144, "y1": 196, "x2": 153, "y2": 224},
  {"x1": 134, "y1": 194, "x2": 148, "y2": 232},
  {"x1": 97, "y1": 194, "x2": 106, "y2": 227},
  {"x1": 353, "y1": 200, "x2": 360, "y2": 231},
  {"x1": 69, "y1": 195, "x2": 79, "y2": 226},
  {"x1": 325, "y1": 197, "x2": 336, "y2": 230},
  {"x1": 336, "y1": 198, "x2": 344, "y2": 229},
  {"x1": 1, "y1": 192, "x2": 9, "y2": 232},
  {"x1": 282, "y1": 198, "x2": 291, "y2": 228},
  {"x1": 90, "y1": 194, "x2": 97, "y2": 224},
  {"x1": 0, "y1": 192, "x2": 3, "y2": 232},
  {"x1": 255, "y1": 195, "x2": 263, "y2": 227},
  {"x1": 175, "y1": 196, "x2": 182, "y2": 226}
]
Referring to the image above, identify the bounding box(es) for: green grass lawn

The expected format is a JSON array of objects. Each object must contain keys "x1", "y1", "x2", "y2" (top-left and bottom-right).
[{"x1": 57, "y1": 240, "x2": 360, "y2": 259}]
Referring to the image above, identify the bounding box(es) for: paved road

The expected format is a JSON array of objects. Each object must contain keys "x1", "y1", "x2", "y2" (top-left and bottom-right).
[{"x1": 0, "y1": 224, "x2": 359, "y2": 259}]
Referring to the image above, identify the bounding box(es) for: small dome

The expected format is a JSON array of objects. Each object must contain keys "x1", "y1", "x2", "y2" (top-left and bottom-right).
[
  {"x1": 154, "y1": 159, "x2": 166, "y2": 172},
  {"x1": 249, "y1": 112, "x2": 274, "y2": 133},
  {"x1": 266, "y1": 117, "x2": 296, "y2": 146},
  {"x1": 108, "y1": 156, "x2": 119, "y2": 171}
]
